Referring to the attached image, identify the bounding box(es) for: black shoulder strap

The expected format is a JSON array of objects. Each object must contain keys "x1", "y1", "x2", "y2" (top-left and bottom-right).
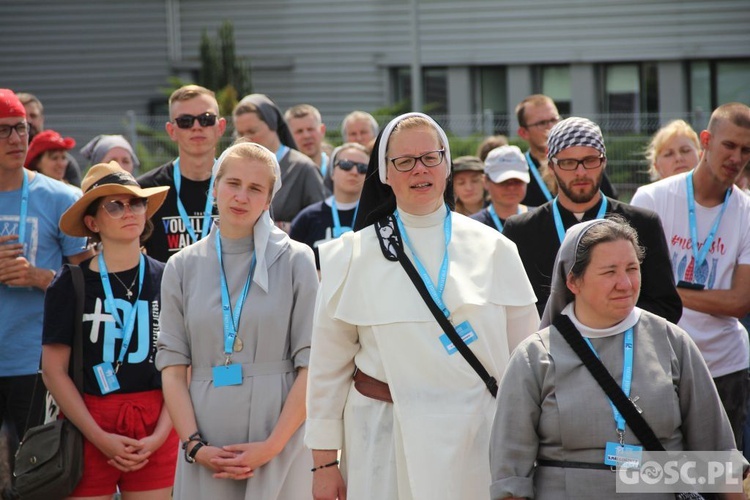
[
  {"x1": 65, "y1": 264, "x2": 85, "y2": 395},
  {"x1": 552, "y1": 314, "x2": 663, "y2": 451},
  {"x1": 374, "y1": 216, "x2": 498, "y2": 397}
]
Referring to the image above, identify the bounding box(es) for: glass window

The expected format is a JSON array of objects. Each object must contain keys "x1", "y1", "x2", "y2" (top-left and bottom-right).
[
  {"x1": 605, "y1": 64, "x2": 639, "y2": 114},
  {"x1": 689, "y1": 61, "x2": 711, "y2": 113},
  {"x1": 478, "y1": 66, "x2": 508, "y2": 135},
  {"x1": 390, "y1": 66, "x2": 448, "y2": 115},
  {"x1": 717, "y1": 60, "x2": 750, "y2": 104},
  {"x1": 541, "y1": 66, "x2": 571, "y2": 115}
]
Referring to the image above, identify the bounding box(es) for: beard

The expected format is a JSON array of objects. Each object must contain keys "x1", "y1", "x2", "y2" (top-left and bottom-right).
[{"x1": 554, "y1": 170, "x2": 603, "y2": 204}]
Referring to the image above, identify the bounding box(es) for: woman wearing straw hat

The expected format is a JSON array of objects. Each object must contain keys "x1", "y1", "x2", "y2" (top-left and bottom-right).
[
  {"x1": 157, "y1": 141, "x2": 318, "y2": 499},
  {"x1": 41, "y1": 161, "x2": 178, "y2": 499}
]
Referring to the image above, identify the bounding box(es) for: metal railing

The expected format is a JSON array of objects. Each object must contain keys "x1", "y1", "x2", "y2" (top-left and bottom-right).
[{"x1": 48, "y1": 110, "x2": 707, "y2": 200}]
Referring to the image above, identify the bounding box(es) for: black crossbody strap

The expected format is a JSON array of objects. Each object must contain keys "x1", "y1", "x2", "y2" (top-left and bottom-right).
[
  {"x1": 553, "y1": 314, "x2": 663, "y2": 451},
  {"x1": 65, "y1": 264, "x2": 85, "y2": 395},
  {"x1": 374, "y1": 216, "x2": 498, "y2": 397}
]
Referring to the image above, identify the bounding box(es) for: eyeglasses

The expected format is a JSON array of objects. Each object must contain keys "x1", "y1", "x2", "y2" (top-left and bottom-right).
[
  {"x1": 335, "y1": 159, "x2": 368, "y2": 174},
  {"x1": 525, "y1": 117, "x2": 560, "y2": 129},
  {"x1": 551, "y1": 155, "x2": 605, "y2": 171},
  {"x1": 99, "y1": 198, "x2": 148, "y2": 218},
  {"x1": 172, "y1": 113, "x2": 218, "y2": 129},
  {"x1": 0, "y1": 122, "x2": 30, "y2": 139},
  {"x1": 388, "y1": 149, "x2": 445, "y2": 172}
]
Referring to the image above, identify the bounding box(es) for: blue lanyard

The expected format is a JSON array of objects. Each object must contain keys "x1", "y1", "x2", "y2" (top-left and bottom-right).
[
  {"x1": 487, "y1": 204, "x2": 521, "y2": 232},
  {"x1": 215, "y1": 229, "x2": 256, "y2": 359},
  {"x1": 584, "y1": 328, "x2": 634, "y2": 435},
  {"x1": 320, "y1": 152, "x2": 329, "y2": 178},
  {"x1": 173, "y1": 158, "x2": 215, "y2": 244},
  {"x1": 330, "y1": 197, "x2": 359, "y2": 238},
  {"x1": 525, "y1": 151, "x2": 553, "y2": 202},
  {"x1": 686, "y1": 171, "x2": 731, "y2": 279},
  {"x1": 275, "y1": 145, "x2": 289, "y2": 163},
  {"x1": 552, "y1": 194, "x2": 607, "y2": 244},
  {"x1": 394, "y1": 207, "x2": 452, "y2": 318},
  {"x1": 98, "y1": 253, "x2": 145, "y2": 370},
  {"x1": 17, "y1": 169, "x2": 29, "y2": 252}
]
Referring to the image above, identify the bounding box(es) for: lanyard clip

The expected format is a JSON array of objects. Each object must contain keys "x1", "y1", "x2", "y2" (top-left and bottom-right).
[
  {"x1": 618, "y1": 430, "x2": 625, "y2": 446},
  {"x1": 114, "y1": 361, "x2": 122, "y2": 374},
  {"x1": 224, "y1": 355, "x2": 231, "y2": 367}
]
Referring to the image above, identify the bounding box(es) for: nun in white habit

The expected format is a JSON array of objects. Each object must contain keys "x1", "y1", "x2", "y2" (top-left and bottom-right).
[{"x1": 305, "y1": 112, "x2": 539, "y2": 500}]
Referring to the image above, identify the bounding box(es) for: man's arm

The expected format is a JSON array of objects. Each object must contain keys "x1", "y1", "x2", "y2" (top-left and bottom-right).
[{"x1": 677, "y1": 264, "x2": 750, "y2": 318}]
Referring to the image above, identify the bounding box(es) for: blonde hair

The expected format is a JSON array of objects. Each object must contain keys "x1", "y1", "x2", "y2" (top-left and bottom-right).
[
  {"x1": 168, "y1": 85, "x2": 218, "y2": 117},
  {"x1": 645, "y1": 120, "x2": 700, "y2": 181},
  {"x1": 215, "y1": 139, "x2": 278, "y2": 199},
  {"x1": 386, "y1": 116, "x2": 442, "y2": 155}
]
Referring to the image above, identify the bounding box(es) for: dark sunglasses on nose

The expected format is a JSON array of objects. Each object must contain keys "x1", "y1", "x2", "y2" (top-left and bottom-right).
[
  {"x1": 100, "y1": 198, "x2": 148, "y2": 218},
  {"x1": 173, "y1": 113, "x2": 218, "y2": 129},
  {"x1": 335, "y1": 160, "x2": 368, "y2": 174}
]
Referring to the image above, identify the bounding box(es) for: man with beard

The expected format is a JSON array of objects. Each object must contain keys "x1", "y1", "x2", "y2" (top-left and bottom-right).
[
  {"x1": 516, "y1": 95, "x2": 617, "y2": 207},
  {"x1": 502, "y1": 117, "x2": 682, "y2": 322},
  {"x1": 631, "y1": 103, "x2": 750, "y2": 446}
]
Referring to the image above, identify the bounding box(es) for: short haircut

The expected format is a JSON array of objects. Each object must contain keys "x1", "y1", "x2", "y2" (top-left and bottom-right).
[
  {"x1": 168, "y1": 85, "x2": 217, "y2": 117},
  {"x1": 284, "y1": 104, "x2": 322, "y2": 125},
  {"x1": 341, "y1": 110, "x2": 379, "y2": 138},
  {"x1": 645, "y1": 120, "x2": 700, "y2": 180},
  {"x1": 16, "y1": 92, "x2": 43, "y2": 111},
  {"x1": 476, "y1": 135, "x2": 509, "y2": 162},
  {"x1": 707, "y1": 102, "x2": 750, "y2": 133},
  {"x1": 515, "y1": 94, "x2": 555, "y2": 128}
]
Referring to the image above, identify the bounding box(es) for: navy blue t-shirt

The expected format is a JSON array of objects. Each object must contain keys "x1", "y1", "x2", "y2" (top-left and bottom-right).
[
  {"x1": 43, "y1": 256, "x2": 164, "y2": 395},
  {"x1": 289, "y1": 199, "x2": 357, "y2": 269}
]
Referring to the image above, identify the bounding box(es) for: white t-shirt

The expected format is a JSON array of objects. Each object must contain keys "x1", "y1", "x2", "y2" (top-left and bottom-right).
[{"x1": 631, "y1": 172, "x2": 750, "y2": 377}]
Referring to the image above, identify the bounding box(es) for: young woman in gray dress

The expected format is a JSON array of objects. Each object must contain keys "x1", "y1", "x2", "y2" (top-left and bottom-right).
[
  {"x1": 157, "y1": 141, "x2": 318, "y2": 499},
  {"x1": 489, "y1": 217, "x2": 746, "y2": 499}
]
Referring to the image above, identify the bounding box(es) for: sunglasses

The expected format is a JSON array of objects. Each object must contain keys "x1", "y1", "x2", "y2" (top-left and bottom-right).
[
  {"x1": 335, "y1": 159, "x2": 368, "y2": 174},
  {"x1": 172, "y1": 113, "x2": 218, "y2": 129},
  {"x1": 99, "y1": 198, "x2": 148, "y2": 218}
]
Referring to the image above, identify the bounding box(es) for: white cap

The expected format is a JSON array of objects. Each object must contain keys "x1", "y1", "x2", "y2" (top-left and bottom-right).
[{"x1": 484, "y1": 145, "x2": 530, "y2": 184}]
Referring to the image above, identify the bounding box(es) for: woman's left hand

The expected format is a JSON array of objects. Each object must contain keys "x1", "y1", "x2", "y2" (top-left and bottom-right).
[{"x1": 210, "y1": 440, "x2": 279, "y2": 479}]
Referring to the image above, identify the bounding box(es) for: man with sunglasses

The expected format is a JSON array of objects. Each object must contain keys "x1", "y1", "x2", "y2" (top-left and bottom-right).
[
  {"x1": 289, "y1": 142, "x2": 369, "y2": 269},
  {"x1": 502, "y1": 116, "x2": 682, "y2": 323},
  {"x1": 0, "y1": 89, "x2": 91, "y2": 461},
  {"x1": 137, "y1": 85, "x2": 227, "y2": 262},
  {"x1": 516, "y1": 94, "x2": 617, "y2": 207}
]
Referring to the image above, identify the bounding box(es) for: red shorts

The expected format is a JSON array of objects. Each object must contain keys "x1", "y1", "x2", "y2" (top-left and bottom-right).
[{"x1": 69, "y1": 390, "x2": 178, "y2": 497}]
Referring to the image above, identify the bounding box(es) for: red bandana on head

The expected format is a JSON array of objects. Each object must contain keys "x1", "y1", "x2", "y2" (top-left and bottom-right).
[{"x1": 0, "y1": 89, "x2": 26, "y2": 119}]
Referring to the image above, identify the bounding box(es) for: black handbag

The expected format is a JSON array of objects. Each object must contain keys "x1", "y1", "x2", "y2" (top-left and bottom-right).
[
  {"x1": 13, "y1": 264, "x2": 85, "y2": 500},
  {"x1": 553, "y1": 314, "x2": 711, "y2": 500}
]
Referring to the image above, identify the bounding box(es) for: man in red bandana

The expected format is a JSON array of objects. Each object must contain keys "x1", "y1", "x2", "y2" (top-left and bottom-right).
[{"x1": 0, "y1": 89, "x2": 92, "y2": 464}]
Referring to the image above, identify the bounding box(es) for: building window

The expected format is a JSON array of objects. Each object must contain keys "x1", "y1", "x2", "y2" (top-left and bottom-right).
[
  {"x1": 533, "y1": 65, "x2": 571, "y2": 115},
  {"x1": 476, "y1": 66, "x2": 508, "y2": 135},
  {"x1": 600, "y1": 62, "x2": 658, "y2": 133},
  {"x1": 391, "y1": 67, "x2": 448, "y2": 115},
  {"x1": 689, "y1": 59, "x2": 750, "y2": 129}
]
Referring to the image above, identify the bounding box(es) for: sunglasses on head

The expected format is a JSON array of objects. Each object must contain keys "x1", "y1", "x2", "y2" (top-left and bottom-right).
[
  {"x1": 99, "y1": 198, "x2": 148, "y2": 219},
  {"x1": 335, "y1": 159, "x2": 368, "y2": 174},
  {"x1": 173, "y1": 113, "x2": 218, "y2": 129}
]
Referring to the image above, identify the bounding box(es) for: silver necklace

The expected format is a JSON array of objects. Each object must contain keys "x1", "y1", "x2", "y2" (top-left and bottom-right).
[{"x1": 112, "y1": 271, "x2": 137, "y2": 299}]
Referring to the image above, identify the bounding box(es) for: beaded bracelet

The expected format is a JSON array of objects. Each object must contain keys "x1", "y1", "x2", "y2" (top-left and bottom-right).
[{"x1": 311, "y1": 460, "x2": 339, "y2": 472}]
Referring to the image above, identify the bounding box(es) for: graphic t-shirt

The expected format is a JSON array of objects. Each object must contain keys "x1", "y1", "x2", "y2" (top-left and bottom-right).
[
  {"x1": 289, "y1": 198, "x2": 357, "y2": 269},
  {"x1": 0, "y1": 173, "x2": 87, "y2": 376},
  {"x1": 631, "y1": 172, "x2": 750, "y2": 377},
  {"x1": 43, "y1": 256, "x2": 165, "y2": 395},
  {"x1": 137, "y1": 161, "x2": 217, "y2": 262}
]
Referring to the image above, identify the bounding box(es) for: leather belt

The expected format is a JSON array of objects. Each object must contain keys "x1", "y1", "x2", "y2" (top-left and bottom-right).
[
  {"x1": 537, "y1": 459, "x2": 613, "y2": 471},
  {"x1": 353, "y1": 367, "x2": 392, "y2": 403}
]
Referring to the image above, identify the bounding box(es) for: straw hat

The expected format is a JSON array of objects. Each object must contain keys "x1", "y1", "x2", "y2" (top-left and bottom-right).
[{"x1": 59, "y1": 161, "x2": 169, "y2": 237}]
